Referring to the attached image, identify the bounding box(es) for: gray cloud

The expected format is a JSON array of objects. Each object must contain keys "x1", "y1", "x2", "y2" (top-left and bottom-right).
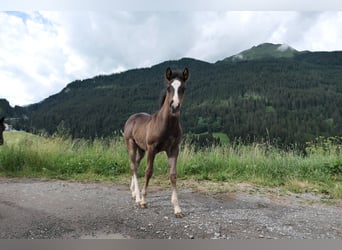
[{"x1": 1, "y1": 11, "x2": 342, "y2": 106}]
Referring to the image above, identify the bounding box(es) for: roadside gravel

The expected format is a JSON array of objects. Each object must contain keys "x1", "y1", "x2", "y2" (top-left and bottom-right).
[{"x1": 1, "y1": 178, "x2": 342, "y2": 239}]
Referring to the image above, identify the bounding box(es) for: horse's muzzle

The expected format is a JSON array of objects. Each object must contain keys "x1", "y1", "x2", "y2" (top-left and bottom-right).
[{"x1": 170, "y1": 101, "x2": 181, "y2": 114}]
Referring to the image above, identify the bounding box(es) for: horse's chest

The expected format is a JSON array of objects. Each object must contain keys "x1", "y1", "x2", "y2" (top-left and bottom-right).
[
  {"x1": 146, "y1": 120, "x2": 182, "y2": 152},
  {"x1": 156, "y1": 135, "x2": 179, "y2": 152}
]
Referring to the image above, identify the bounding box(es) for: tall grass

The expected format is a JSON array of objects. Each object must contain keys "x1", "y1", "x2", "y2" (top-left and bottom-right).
[
  {"x1": 1, "y1": 131, "x2": 342, "y2": 198},
  {"x1": 0, "y1": 131, "x2": 129, "y2": 180},
  {"x1": 179, "y1": 142, "x2": 342, "y2": 191}
]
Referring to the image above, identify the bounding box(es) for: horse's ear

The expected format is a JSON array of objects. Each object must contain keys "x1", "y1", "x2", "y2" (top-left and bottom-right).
[
  {"x1": 0, "y1": 117, "x2": 5, "y2": 123},
  {"x1": 183, "y1": 68, "x2": 189, "y2": 81},
  {"x1": 166, "y1": 67, "x2": 172, "y2": 81}
]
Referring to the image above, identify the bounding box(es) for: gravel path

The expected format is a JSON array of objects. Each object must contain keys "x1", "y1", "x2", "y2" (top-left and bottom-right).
[{"x1": 1, "y1": 177, "x2": 342, "y2": 239}]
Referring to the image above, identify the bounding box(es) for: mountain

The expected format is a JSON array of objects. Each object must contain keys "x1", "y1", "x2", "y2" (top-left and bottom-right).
[
  {"x1": 24, "y1": 58, "x2": 212, "y2": 138},
  {"x1": 0, "y1": 99, "x2": 12, "y2": 117},
  {"x1": 5, "y1": 43, "x2": 342, "y2": 148},
  {"x1": 0, "y1": 99, "x2": 27, "y2": 127},
  {"x1": 223, "y1": 43, "x2": 300, "y2": 62}
]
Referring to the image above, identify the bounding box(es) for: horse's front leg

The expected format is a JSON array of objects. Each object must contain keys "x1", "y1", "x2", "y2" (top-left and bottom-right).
[
  {"x1": 140, "y1": 146, "x2": 155, "y2": 208},
  {"x1": 168, "y1": 147, "x2": 183, "y2": 218}
]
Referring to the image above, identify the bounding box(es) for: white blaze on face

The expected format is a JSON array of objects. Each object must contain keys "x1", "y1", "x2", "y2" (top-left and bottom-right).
[{"x1": 171, "y1": 79, "x2": 181, "y2": 109}]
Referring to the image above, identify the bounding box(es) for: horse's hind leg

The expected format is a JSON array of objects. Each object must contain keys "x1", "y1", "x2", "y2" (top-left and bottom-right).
[{"x1": 127, "y1": 139, "x2": 142, "y2": 204}]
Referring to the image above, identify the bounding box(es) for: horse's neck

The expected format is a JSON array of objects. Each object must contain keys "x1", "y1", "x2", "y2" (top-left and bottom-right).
[{"x1": 156, "y1": 100, "x2": 180, "y2": 130}]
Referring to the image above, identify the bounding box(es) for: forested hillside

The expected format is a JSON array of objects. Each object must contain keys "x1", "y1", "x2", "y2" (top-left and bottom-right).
[
  {"x1": 3, "y1": 44, "x2": 342, "y2": 148},
  {"x1": 0, "y1": 99, "x2": 27, "y2": 128}
]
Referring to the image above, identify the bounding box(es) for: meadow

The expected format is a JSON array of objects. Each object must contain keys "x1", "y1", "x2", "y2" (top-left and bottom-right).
[{"x1": 1, "y1": 131, "x2": 342, "y2": 199}]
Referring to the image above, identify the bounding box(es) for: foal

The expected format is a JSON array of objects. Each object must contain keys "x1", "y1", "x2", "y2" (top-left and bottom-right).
[
  {"x1": 124, "y1": 67, "x2": 189, "y2": 217},
  {"x1": 0, "y1": 117, "x2": 5, "y2": 145}
]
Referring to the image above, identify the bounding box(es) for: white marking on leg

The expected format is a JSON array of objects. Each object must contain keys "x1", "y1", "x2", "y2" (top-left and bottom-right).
[
  {"x1": 140, "y1": 187, "x2": 147, "y2": 207},
  {"x1": 130, "y1": 176, "x2": 135, "y2": 199},
  {"x1": 133, "y1": 173, "x2": 141, "y2": 203},
  {"x1": 172, "y1": 188, "x2": 182, "y2": 215}
]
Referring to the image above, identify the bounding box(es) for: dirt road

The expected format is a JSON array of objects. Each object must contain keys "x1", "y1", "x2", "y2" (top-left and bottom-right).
[{"x1": 1, "y1": 177, "x2": 342, "y2": 239}]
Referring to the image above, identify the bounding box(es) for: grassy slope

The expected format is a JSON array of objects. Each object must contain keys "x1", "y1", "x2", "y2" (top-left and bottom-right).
[{"x1": 1, "y1": 131, "x2": 342, "y2": 198}]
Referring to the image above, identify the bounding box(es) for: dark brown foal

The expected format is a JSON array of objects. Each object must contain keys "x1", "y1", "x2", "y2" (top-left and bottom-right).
[
  {"x1": 0, "y1": 117, "x2": 5, "y2": 145},
  {"x1": 123, "y1": 67, "x2": 189, "y2": 217}
]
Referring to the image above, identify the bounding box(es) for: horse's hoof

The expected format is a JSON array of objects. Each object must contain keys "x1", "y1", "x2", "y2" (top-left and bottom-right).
[
  {"x1": 140, "y1": 202, "x2": 148, "y2": 209},
  {"x1": 175, "y1": 212, "x2": 184, "y2": 218}
]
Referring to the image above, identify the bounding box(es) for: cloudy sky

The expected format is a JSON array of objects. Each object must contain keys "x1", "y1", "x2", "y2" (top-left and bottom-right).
[{"x1": 1, "y1": 10, "x2": 342, "y2": 106}]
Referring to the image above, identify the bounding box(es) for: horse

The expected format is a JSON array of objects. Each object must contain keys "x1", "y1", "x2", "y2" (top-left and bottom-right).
[
  {"x1": 0, "y1": 117, "x2": 5, "y2": 145},
  {"x1": 123, "y1": 67, "x2": 189, "y2": 218}
]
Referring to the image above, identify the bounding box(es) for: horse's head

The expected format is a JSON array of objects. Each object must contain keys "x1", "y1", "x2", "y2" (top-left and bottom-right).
[
  {"x1": 0, "y1": 117, "x2": 5, "y2": 145},
  {"x1": 165, "y1": 67, "x2": 189, "y2": 115}
]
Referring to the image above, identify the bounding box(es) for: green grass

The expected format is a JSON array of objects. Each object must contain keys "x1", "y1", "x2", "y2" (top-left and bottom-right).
[
  {"x1": 0, "y1": 131, "x2": 129, "y2": 181},
  {"x1": 1, "y1": 131, "x2": 342, "y2": 198}
]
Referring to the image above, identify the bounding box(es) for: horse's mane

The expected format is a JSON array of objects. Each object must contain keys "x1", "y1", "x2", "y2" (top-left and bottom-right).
[{"x1": 159, "y1": 89, "x2": 167, "y2": 108}]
